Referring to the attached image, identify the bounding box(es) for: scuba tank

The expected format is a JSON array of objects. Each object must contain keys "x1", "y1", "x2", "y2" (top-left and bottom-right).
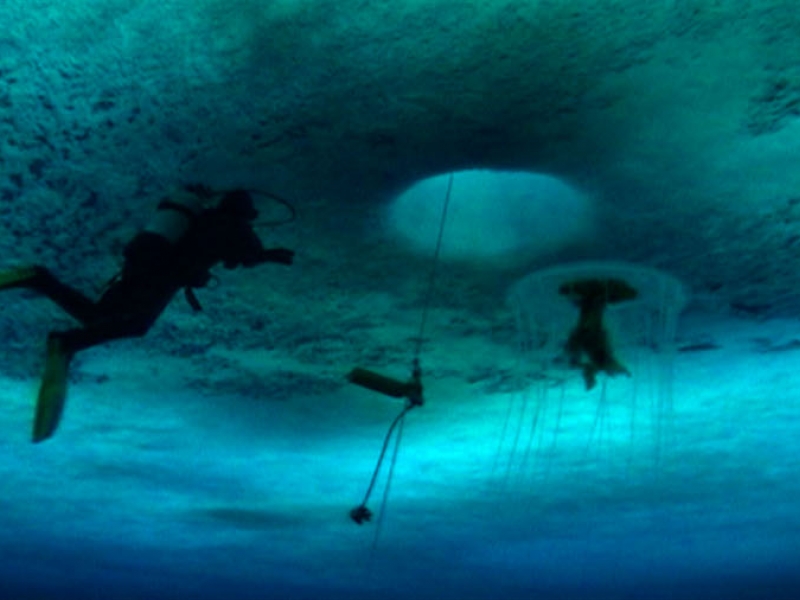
[
  {"x1": 143, "y1": 189, "x2": 204, "y2": 244},
  {"x1": 141, "y1": 189, "x2": 207, "y2": 312}
]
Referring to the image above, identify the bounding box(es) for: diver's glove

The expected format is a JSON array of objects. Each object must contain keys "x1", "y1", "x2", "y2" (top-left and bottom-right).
[{"x1": 262, "y1": 248, "x2": 295, "y2": 265}]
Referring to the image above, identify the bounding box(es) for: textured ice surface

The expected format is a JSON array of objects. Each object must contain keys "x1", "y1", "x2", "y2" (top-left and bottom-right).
[{"x1": 1, "y1": 314, "x2": 800, "y2": 599}]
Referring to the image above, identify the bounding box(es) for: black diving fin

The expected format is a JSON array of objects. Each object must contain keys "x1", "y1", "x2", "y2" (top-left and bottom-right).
[{"x1": 32, "y1": 336, "x2": 72, "y2": 443}]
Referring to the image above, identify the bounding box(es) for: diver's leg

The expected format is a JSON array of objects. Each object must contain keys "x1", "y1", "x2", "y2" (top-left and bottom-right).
[
  {"x1": 28, "y1": 267, "x2": 98, "y2": 324},
  {"x1": 0, "y1": 266, "x2": 98, "y2": 324},
  {"x1": 32, "y1": 313, "x2": 158, "y2": 443},
  {"x1": 0, "y1": 266, "x2": 41, "y2": 290},
  {"x1": 57, "y1": 313, "x2": 157, "y2": 353}
]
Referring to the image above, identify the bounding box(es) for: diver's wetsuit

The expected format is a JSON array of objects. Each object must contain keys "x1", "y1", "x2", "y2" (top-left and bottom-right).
[{"x1": 20, "y1": 193, "x2": 293, "y2": 356}]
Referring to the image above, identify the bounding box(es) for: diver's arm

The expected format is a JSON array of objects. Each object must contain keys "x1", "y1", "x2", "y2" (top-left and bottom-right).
[
  {"x1": 229, "y1": 247, "x2": 294, "y2": 267},
  {"x1": 221, "y1": 223, "x2": 295, "y2": 268},
  {"x1": 259, "y1": 247, "x2": 294, "y2": 266}
]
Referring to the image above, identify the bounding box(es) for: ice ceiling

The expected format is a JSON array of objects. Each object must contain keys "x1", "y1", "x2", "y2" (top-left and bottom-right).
[
  {"x1": 1, "y1": 0, "x2": 799, "y2": 426},
  {"x1": 2, "y1": 0, "x2": 798, "y2": 305},
  {"x1": 0, "y1": 1, "x2": 798, "y2": 411}
]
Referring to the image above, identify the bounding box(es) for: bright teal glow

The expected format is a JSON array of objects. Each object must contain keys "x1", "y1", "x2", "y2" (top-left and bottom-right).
[{"x1": 386, "y1": 170, "x2": 593, "y2": 261}]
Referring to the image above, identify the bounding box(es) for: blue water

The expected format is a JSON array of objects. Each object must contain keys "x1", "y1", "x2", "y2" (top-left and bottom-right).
[{"x1": 0, "y1": 313, "x2": 798, "y2": 598}]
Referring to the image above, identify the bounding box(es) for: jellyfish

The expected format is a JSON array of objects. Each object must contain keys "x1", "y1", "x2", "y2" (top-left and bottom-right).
[
  {"x1": 559, "y1": 276, "x2": 639, "y2": 390},
  {"x1": 494, "y1": 261, "x2": 688, "y2": 482}
]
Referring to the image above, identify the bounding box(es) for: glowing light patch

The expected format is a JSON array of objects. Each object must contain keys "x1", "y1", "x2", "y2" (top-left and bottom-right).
[{"x1": 386, "y1": 170, "x2": 593, "y2": 261}]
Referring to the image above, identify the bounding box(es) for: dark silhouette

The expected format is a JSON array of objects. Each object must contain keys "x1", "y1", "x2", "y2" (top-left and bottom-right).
[
  {"x1": 559, "y1": 277, "x2": 636, "y2": 390},
  {"x1": 0, "y1": 186, "x2": 294, "y2": 442}
]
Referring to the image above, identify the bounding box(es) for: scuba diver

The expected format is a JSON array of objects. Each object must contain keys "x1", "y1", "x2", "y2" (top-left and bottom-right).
[{"x1": 0, "y1": 186, "x2": 295, "y2": 443}]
